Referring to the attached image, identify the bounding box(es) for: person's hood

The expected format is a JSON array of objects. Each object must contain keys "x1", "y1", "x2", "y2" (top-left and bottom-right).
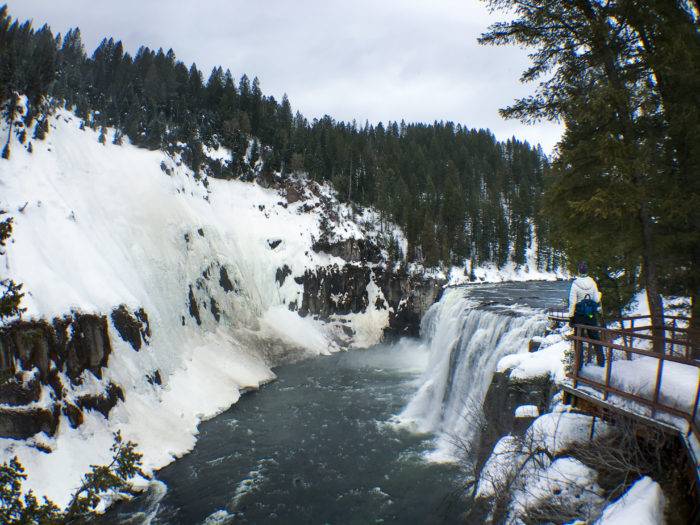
[{"x1": 573, "y1": 276, "x2": 597, "y2": 294}]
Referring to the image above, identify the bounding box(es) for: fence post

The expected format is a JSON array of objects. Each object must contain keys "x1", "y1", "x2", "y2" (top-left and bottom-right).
[
  {"x1": 630, "y1": 318, "x2": 635, "y2": 353},
  {"x1": 573, "y1": 327, "x2": 580, "y2": 389},
  {"x1": 651, "y1": 345, "x2": 665, "y2": 418},
  {"x1": 603, "y1": 346, "x2": 612, "y2": 401},
  {"x1": 691, "y1": 370, "x2": 700, "y2": 434},
  {"x1": 622, "y1": 323, "x2": 632, "y2": 361},
  {"x1": 671, "y1": 318, "x2": 676, "y2": 356}
]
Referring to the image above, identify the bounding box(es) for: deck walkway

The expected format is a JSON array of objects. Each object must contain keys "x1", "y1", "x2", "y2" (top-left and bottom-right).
[{"x1": 547, "y1": 312, "x2": 700, "y2": 485}]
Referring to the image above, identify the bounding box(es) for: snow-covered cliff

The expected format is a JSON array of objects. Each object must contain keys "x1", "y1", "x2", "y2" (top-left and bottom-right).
[{"x1": 0, "y1": 104, "x2": 426, "y2": 505}]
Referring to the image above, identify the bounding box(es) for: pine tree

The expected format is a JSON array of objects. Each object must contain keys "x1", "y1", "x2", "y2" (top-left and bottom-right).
[
  {"x1": 481, "y1": 0, "x2": 699, "y2": 347},
  {"x1": 0, "y1": 432, "x2": 144, "y2": 524}
]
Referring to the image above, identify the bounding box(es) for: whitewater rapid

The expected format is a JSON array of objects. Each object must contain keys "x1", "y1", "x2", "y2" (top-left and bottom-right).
[{"x1": 397, "y1": 285, "x2": 550, "y2": 461}]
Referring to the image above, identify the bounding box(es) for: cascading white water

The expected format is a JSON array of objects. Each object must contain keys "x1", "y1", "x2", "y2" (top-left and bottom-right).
[{"x1": 398, "y1": 286, "x2": 548, "y2": 462}]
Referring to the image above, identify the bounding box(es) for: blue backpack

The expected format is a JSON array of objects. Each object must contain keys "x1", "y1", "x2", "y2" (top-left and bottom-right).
[{"x1": 575, "y1": 294, "x2": 599, "y2": 321}]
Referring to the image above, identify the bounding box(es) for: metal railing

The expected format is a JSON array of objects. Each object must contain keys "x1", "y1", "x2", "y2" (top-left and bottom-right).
[{"x1": 568, "y1": 316, "x2": 700, "y2": 441}]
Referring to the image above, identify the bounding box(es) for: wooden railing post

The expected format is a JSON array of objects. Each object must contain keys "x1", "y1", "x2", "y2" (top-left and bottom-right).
[
  {"x1": 651, "y1": 345, "x2": 665, "y2": 418},
  {"x1": 670, "y1": 318, "x2": 676, "y2": 356},
  {"x1": 573, "y1": 327, "x2": 580, "y2": 389},
  {"x1": 603, "y1": 347, "x2": 612, "y2": 401},
  {"x1": 630, "y1": 318, "x2": 635, "y2": 352}
]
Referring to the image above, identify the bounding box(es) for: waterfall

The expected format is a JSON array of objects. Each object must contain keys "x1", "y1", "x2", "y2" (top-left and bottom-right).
[{"x1": 398, "y1": 286, "x2": 547, "y2": 462}]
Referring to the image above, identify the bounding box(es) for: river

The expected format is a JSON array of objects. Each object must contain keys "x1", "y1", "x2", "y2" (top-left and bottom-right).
[{"x1": 105, "y1": 280, "x2": 569, "y2": 524}]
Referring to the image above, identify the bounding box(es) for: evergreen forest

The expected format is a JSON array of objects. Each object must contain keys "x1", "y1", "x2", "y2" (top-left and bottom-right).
[{"x1": 0, "y1": 5, "x2": 557, "y2": 271}]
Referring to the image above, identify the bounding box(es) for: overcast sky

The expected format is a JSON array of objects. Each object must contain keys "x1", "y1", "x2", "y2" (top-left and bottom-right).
[{"x1": 6, "y1": 0, "x2": 563, "y2": 152}]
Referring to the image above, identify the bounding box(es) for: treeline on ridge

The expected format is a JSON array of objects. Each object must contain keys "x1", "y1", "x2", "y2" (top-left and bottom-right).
[{"x1": 0, "y1": 5, "x2": 559, "y2": 270}]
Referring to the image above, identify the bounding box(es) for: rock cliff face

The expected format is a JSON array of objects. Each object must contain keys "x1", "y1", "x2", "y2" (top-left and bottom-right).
[
  {"x1": 374, "y1": 266, "x2": 444, "y2": 338},
  {"x1": 298, "y1": 264, "x2": 371, "y2": 318},
  {"x1": 311, "y1": 236, "x2": 382, "y2": 264},
  {"x1": 0, "y1": 306, "x2": 147, "y2": 439},
  {"x1": 0, "y1": 256, "x2": 443, "y2": 442},
  {"x1": 0, "y1": 107, "x2": 450, "y2": 503},
  {"x1": 298, "y1": 236, "x2": 445, "y2": 337},
  {"x1": 0, "y1": 314, "x2": 112, "y2": 382},
  {"x1": 476, "y1": 371, "x2": 555, "y2": 473}
]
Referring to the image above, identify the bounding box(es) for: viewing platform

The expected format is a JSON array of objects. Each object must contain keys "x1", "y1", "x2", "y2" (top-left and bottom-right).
[{"x1": 547, "y1": 312, "x2": 700, "y2": 494}]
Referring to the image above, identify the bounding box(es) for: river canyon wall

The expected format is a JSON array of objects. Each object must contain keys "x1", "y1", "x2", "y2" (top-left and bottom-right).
[{"x1": 0, "y1": 105, "x2": 444, "y2": 505}]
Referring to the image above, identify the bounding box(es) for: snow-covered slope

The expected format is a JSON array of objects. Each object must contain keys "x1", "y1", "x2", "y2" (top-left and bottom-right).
[{"x1": 0, "y1": 105, "x2": 394, "y2": 505}]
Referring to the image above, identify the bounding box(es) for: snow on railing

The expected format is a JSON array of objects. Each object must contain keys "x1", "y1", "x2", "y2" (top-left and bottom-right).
[{"x1": 568, "y1": 317, "x2": 700, "y2": 442}]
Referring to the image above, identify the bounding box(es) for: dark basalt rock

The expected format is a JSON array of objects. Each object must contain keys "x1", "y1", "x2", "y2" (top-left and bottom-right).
[
  {"x1": 276, "y1": 265, "x2": 292, "y2": 286},
  {"x1": 0, "y1": 377, "x2": 41, "y2": 406},
  {"x1": 219, "y1": 266, "x2": 235, "y2": 293},
  {"x1": 0, "y1": 321, "x2": 54, "y2": 380},
  {"x1": 147, "y1": 370, "x2": 162, "y2": 386},
  {"x1": 0, "y1": 313, "x2": 129, "y2": 433},
  {"x1": 210, "y1": 297, "x2": 221, "y2": 322},
  {"x1": 374, "y1": 266, "x2": 445, "y2": 339},
  {"x1": 65, "y1": 314, "x2": 112, "y2": 380},
  {"x1": 284, "y1": 181, "x2": 304, "y2": 204},
  {"x1": 63, "y1": 403, "x2": 84, "y2": 429},
  {"x1": 0, "y1": 313, "x2": 113, "y2": 382},
  {"x1": 76, "y1": 382, "x2": 124, "y2": 419},
  {"x1": 0, "y1": 406, "x2": 58, "y2": 439},
  {"x1": 257, "y1": 170, "x2": 278, "y2": 189},
  {"x1": 268, "y1": 239, "x2": 282, "y2": 249},
  {"x1": 47, "y1": 369, "x2": 64, "y2": 399},
  {"x1": 475, "y1": 371, "x2": 555, "y2": 476},
  {"x1": 111, "y1": 305, "x2": 151, "y2": 351},
  {"x1": 188, "y1": 285, "x2": 201, "y2": 325},
  {"x1": 312, "y1": 236, "x2": 381, "y2": 264},
  {"x1": 299, "y1": 264, "x2": 371, "y2": 318},
  {"x1": 296, "y1": 259, "x2": 444, "y2": 338}
]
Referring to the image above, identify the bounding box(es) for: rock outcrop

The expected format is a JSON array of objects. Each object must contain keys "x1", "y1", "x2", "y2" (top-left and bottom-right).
[
  {"x1": 475, "y1": 370, "x2": 555, "y2": 476},
  {"x1": 296, "y1": 260, "x2": 444, "y2": 337},
  {"x1": 375, "y1": 266, "x2": 445, "y2": 338},
  {"x1": 110, "y1": 305, "x2": 150, "y2": 351},
  {"x1": 311, "y1": 236, "x2": 381, "y2": 264},
  {"x1": 0, "y1": 314, "x2": 112, "y2": 382},
  {"x1": 298, "y1": 264, "x2": 371, "y2": 318},
  {"x1": 0, "y1": 311, "x2": 138, "y2": 439}
]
